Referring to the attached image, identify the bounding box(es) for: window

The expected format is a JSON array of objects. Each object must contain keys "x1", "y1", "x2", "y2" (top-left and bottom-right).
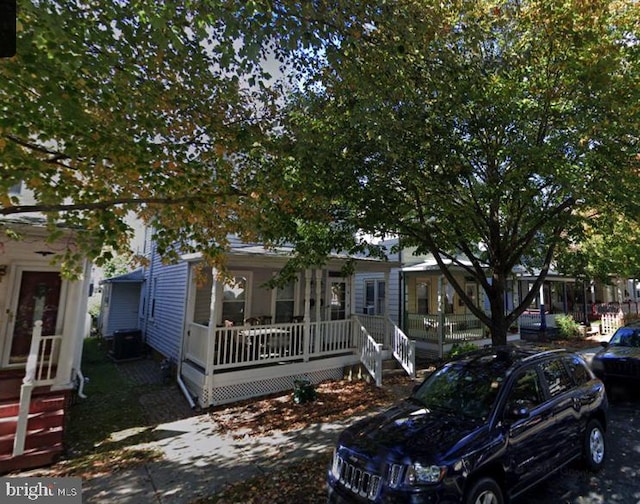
[
  {"x1": 564, "y1": 355, "x2": 591, "y2": 386},
  {"x1": 365, "y1": 279, "x2": 386, "y2": 315},
  {"x1": 150, "y1": 277, "x2": 157, "y2": 320},
  {"x1": 541, "y1": 359, "x2": 573, "y2": 397},
  {"x1": 8, "y1": 181, "x2": 21, "y2": 195},
  {"x1": 221, "y1": 275, "x2": 248, "y2": 325},
  {"x1": 416, "y1": 281, "x2": 429, "y2": 314},
  {"x1": 275, "y1": 280, "x2": 295, "y2": 323},
  {"x1": 506, "y1": 368, "x2": 543, "y2": 413}
]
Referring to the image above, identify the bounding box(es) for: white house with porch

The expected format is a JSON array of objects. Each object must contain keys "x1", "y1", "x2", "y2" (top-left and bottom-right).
[
  {"x1": 132, "y1": 237, "x2": 415, "y2": 408},
  {"x1": 0, "y1": 216, "x2": 92, "y2": 473}
]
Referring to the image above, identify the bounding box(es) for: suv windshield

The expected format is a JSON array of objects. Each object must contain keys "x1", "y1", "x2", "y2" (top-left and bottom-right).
[
  {"x1": 411, "y1": 355, "x2": 508, "y2": 420},
  {"x1": 609, "y1": 327, "x2": 640, "y2": 347}
]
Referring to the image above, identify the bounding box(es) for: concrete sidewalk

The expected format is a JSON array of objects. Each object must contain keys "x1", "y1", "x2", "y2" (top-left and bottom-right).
[{"x1": 83, "y1": 410, "x2": 356, "y2": 503}]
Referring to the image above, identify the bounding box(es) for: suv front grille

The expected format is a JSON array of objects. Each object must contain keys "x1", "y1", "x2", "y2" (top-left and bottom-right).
[
  {"x1": 333, "y1": 453, "x2": 382, "y2": 500},
  {"x1": 605, "y1": 359, "x2": 640, "y2": 378}
]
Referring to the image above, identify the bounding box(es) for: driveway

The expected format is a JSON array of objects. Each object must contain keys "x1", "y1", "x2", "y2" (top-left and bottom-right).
[{"x1": 521, "y1": 385, "x2": 640, "y2": 504}]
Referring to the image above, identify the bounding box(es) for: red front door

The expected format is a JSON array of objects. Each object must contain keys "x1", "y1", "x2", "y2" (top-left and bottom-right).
[{"x1": 9, "y1": 271, "x2": 62, "y2": 364}]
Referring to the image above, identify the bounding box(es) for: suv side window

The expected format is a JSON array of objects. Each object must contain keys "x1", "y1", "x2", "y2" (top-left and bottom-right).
[
  {"x1": 506, "y1": 368, "x2": 543, "y2": 413},
  {"x1": 541, "y1": 359, "x2": 573, "y2": 397},
  {"x1": 564, "y1": 355, "x2": 591, "y2": 386}
]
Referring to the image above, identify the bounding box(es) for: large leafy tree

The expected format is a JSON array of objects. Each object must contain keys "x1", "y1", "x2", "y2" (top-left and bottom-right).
[
  {"x1": 3, "y1": 1, "x2": 640, "y2": 346},
  {"x1": 260, "y1": 0, "x2": 640, "y2": 343},
  {"x1": 0, "y1": 1, "x2": 310, "y2": 274}
]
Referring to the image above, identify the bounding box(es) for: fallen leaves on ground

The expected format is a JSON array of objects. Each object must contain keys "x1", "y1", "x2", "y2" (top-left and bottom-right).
[
  {"x1": 208, "y1": 375, "x2": 416, "y2": 439},
  {"x1": 195, "y1": 450, "x2": 333, "y2": 504}
]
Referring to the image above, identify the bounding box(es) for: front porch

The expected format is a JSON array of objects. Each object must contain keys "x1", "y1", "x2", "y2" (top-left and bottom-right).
[
  {"x1": 180, "y1": 315, "x2": 416, "y2": 407},
  {"x1": 0, "y1": 322, "x2": 77, "y2": 473}
]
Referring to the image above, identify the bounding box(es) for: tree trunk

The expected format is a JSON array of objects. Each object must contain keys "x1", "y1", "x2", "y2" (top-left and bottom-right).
[{"x1": 488, "y1": 272, "x2": 509, "y2": 346}]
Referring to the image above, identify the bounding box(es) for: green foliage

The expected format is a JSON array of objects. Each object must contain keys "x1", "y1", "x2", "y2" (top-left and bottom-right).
[
  {"x1": 102, "y1": 252, "x2": 133, "y2": 279},
  {"x1": 555, "y1": 315, "x2": 583, "y2": 341},
  {"x1": 2, "y1": 1, "x2": 639, "y2": 343},
  {"x1": 448, "y1": 341, "x2": 479, "y2": 359},
  {"x1": 271, "y1": 0, "x2": 640, "y2": 344}
]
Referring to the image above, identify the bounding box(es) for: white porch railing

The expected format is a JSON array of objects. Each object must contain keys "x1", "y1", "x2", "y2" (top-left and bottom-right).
[
  {"x1": 406, "y1": 313, "x2": 484, "y2": 343},
  {"x1": 392, "y1": 325, "x2": 415, "y2": 379},
  {"x1": 207, "y1": 320, "x2": 355, "y2": 371},
  {"x1": 358, "y1": 314, "x2": 415, "y2": 379},
  {"x1": 356, "y1": 314, "x2": 388, "y2": 346},
  {"x1": 357, "y1": 323, "x2": 383, "y2": 387},
  {"x1": 14, "y1": 321, "x2": 63, "y2": 457}
]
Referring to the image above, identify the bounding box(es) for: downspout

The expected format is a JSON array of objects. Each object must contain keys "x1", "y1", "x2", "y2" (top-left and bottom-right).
[
  {"x1": 76, "y1": 368, "x2": 88, "y2": 399},
  {"x1": 177, "y1": 374, "x2": 196, "y2": 409}
]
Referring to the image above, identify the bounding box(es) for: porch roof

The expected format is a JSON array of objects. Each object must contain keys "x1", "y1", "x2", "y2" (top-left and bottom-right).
[
  {"x1": 181, "y1": 243, "x2": 399, "y2": 272},
  {"x1": 402, "y1": 257, "x2": 478, "y2": 272},
  {"x1": 101, "y1": 268, "x2": 145, "y2": 284}
]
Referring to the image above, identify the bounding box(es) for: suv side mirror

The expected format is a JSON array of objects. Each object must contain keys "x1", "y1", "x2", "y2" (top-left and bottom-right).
[
  {"x1": 505, "y1": 400, "x2": 532, "y2": 421},
  {"x1": 600, "y1": 341, "x2": 608, "y2": 348}
]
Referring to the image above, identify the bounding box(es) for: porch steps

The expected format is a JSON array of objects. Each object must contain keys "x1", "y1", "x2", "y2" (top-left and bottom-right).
[{"x1": 0, "y1": 390, "x2": 69, "y2": 474}]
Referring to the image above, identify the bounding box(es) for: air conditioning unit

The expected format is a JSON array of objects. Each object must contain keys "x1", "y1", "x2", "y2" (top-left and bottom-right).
[{"x1": 365, "y1": 305, "x2": 375, "y2": 315}]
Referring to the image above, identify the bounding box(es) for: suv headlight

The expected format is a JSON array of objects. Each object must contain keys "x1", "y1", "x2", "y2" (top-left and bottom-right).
[{"x1": 405, "y1": 463, "x2": 446, "y2": 485}]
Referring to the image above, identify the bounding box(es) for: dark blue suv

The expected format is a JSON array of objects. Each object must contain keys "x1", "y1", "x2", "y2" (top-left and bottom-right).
[{"x1": 327, "y1": 346, "x2": 607, "y2": 504}]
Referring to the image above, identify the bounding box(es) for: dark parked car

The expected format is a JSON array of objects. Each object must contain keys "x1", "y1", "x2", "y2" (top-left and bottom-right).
[
  {"x1": 327, "y1": 346, "x2": 607, "y2": 504},
  {"x1": 591, "y1": 322, "x2": 640, "y2": 389}
]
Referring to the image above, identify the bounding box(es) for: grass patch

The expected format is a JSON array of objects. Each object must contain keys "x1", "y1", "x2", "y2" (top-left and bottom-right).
[{"x1": 48, "y1": 338, "x2": 162, "y2": 477}]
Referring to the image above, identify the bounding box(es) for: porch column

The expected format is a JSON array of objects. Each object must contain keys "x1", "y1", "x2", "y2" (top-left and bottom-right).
[
  {"x1": 304, "y1": 269, "x2": 312, "y2": 360},
  {"x1": 53, "y1": 272, "x2": 85, "y2": 390},
  {"x1": 384, "y1": 270, "x2": 391, "y2": 347},
  {"x1": 314, "y1": 269, "x2": 322, "y2": 322},
  {"x1": 349, "y1": 274, "x2": 355, "y2": 319},
  {"x1": 72, "y1": 260, "x2": 93, "y2": 378},
  {"x1": 204, "y1": 268, "x2": 217, "y2": 401},
  {"x1": 437, "y1": 275, "x2": 445, "y2": 358},
  {"x1": 539, "y1": 284, "x2": 547, "y2": 332}
]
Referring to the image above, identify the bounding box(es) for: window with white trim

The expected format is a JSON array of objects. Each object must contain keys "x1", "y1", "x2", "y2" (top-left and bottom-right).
[
  {"x1": 275, "y1": 280, "x2": 296, "y2": 323},
  {"x1": 364, "y1": 279, "x2": 386, "y2": 315}
]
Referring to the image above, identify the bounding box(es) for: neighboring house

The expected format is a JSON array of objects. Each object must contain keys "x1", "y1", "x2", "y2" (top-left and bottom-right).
[
  {"x1": 98, "y1": 268, "x2": 145, "y2": 338},
  {"x1": 105, "y1": 235, "x2": 413, "y2": 408},
  {"x1": 400, "y1": 256, "x2": 516, "y2": 356},
  {"x1": 0, "y1": 216, "x2": 92, "y2": 473}
]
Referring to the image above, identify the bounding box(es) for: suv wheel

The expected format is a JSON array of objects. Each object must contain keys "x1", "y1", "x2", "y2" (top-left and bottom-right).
[
  {"x1": 583, "y1": 419, "x2": 605, "y2": 471},
  {"x1": 465, "y1": 477, "x2": 503, "y2": 504}
]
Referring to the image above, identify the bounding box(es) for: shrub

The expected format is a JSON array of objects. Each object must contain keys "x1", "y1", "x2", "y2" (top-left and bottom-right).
[
  {"x1": 555, "y1": 315, "x2": 582, "y2": 340},
  {"x1": 448, "y1": 341, "x2": 478, "y2": 358}
]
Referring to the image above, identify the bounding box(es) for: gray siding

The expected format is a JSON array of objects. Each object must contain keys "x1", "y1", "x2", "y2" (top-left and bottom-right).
[{"x1": 143, "y1": 251, "x2": 189, "y2": 362}]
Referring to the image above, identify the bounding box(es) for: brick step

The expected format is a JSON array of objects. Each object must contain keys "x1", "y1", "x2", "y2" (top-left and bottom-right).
[
  {"x1": 0, "y1": 426, "x2": 64, "y2": 456},
  {"x1": 0, "y1": 393, "x2": 67, "y2": 419},
  {"x1": 0, "y1": 444, "x2": 63, "y2": 475}
]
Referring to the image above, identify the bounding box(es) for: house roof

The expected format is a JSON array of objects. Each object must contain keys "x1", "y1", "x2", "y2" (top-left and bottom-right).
[
  {"x1": 402, "y1": 257, "x2": 479, "y2": 272},
  {"x1": 101, "y1": 268, "x2": 145, "y2": 284}
]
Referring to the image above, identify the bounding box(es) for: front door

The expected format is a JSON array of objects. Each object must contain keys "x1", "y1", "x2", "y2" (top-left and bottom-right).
[
  {"x1": 329, "y1": 278, "x2": 348, "y2": 321},
  {"x1": 5, "y1": 270, "x2": 63, "y2": 365}
]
